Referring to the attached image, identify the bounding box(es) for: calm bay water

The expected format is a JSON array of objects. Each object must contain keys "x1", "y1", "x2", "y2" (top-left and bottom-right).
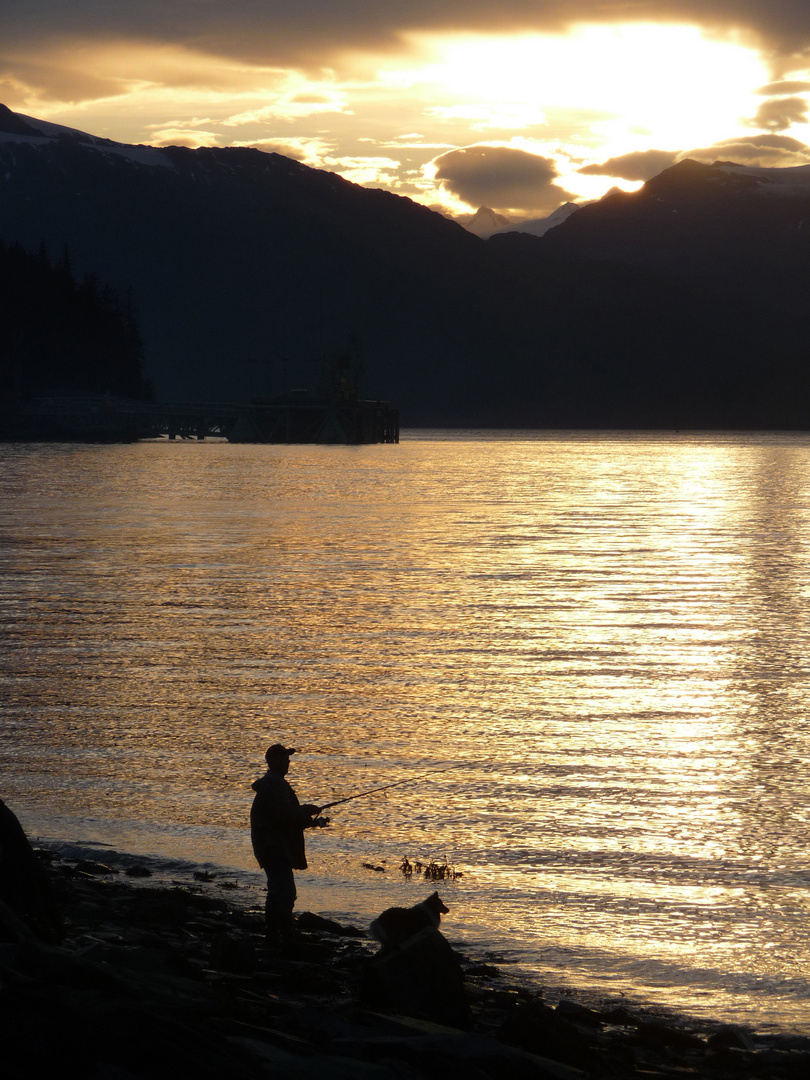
[{"x1": 2, "y1": 431, "x2": 810, "y2": 1032}]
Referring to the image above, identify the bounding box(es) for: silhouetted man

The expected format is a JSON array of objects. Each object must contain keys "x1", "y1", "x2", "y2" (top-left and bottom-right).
[{"x1": 250, "y1": 744, "x2": 325, "y2": 944}]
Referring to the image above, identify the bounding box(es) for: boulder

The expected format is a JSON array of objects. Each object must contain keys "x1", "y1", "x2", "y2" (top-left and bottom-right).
[
  {"x1": 297, "y1": 911, "x2": 363, "y2": 937},
  {"x1": 363, "y1": 927, "x2": 469, "y2": 1027},
  {"x1": 0, "y1": 799, "x2": 62, "y2": 942}
]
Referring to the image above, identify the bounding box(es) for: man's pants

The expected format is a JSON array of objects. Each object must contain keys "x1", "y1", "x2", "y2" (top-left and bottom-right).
[{"x1": 264, "y1": 858, "x2": 296, "y2": 940}]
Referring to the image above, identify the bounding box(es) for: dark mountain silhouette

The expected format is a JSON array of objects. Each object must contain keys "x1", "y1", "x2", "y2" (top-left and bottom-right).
[
  {"x1": 0, "y1": 107, "x2": 807, "y2": 428},
  {"x1": 534, "y1": 158, "x2": 810, "y2": 313},
  {"x1": 487, "y1": 157, "x2": 810, "y2": 427},
  {"x1": 0, "y1": 103, "x2": 45, "y2": 138}
]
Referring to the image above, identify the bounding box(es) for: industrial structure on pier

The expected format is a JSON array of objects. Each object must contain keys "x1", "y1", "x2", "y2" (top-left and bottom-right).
[{"x1": 4, "y1": 355, "x2": 399, "y2": 445}]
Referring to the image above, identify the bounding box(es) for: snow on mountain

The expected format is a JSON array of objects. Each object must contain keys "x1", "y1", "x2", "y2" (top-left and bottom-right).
[
  {"x1": 458, "y1": 206, "x2": 512, "y2": 237},
  {"x1": 714, "y1": 161, "x2": 810, "y2": 195},
  {"x1": 0, "y1": 106, "x2": 173, "y2": 169},
  {"x1": 489, "y1": 201, "x2": 589, "y2": 238},
  {"x1": 536, "y1": 156, "x2": 810, "y2": 319},
  {"x1": 490, "y1": 160, "x2": 810, "y2": 243},
  {"x1": 2, "y1": 103, "x2": 810, "y2": 428}
]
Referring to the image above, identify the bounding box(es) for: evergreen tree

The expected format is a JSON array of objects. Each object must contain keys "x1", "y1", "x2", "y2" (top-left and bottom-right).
[{"x1": 0, "y1": 240, "x2": 152, "y2": 407}]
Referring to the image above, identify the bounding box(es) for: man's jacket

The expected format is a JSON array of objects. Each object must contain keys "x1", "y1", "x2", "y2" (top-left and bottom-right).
[{"x1": 250, "y1": 770, "x2": 310, "y2": 869}]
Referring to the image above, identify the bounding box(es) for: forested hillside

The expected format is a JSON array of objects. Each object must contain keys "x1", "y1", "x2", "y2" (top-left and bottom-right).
[
  {"x1": 2, "y1": 106, "x2": 810, "y2": 428},
  {"x1": 0, "y1": 241, "x2": 151, "y2": 406}
]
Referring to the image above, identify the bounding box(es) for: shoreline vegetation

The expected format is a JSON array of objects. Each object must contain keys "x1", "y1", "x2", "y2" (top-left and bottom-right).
[
  {"x1": 3, "y1": 840, "x2": 810, "y2": 1079},
  {"x1": 0, "y1": 239, "x2": 151, "y2": 416}
]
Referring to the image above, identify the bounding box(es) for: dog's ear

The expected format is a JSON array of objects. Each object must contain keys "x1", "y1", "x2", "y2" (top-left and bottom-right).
[{"x1": 432, "y1": 891, "x2": 449, "y2": 914}]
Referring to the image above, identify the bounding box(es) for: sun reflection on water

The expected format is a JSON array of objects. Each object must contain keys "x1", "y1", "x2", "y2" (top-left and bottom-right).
[{"x1": 3, "y1": 433, "x2": 810, "y2": 1028}]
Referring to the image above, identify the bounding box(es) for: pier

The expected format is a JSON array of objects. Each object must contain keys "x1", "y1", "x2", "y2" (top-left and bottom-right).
[{"x1": 5, "y1": 394, "x2": 399, "y2": 444}]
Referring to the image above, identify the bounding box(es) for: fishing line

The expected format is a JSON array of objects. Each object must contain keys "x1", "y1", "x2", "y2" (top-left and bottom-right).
[{"x1": 316, "y1": 762, "x2": 469, "y2": 814}]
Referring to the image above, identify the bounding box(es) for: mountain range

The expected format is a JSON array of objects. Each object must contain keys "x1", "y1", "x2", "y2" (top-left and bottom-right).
[
  {"x1": 1, "y1": 103, "x2": 808, "y2": 428},
  {"x1": 462, "y1": 202, "x2": 585, "y2": 239}
]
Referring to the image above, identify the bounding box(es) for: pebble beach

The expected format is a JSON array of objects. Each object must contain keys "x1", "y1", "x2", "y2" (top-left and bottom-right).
[{"x1": 3, "y1": 844, "x2": 810, "y2": 1080}]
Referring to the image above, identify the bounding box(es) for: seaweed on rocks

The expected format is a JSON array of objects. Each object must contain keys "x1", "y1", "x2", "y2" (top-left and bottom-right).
[{"x1": 399, "y1": 857, "x2": 463, "y2": 881}]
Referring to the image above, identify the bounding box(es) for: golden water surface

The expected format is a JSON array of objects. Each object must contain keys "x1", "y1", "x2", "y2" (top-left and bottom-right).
[{"x1": 2, "y1": 432, "x2": 810, "y2": 1031}]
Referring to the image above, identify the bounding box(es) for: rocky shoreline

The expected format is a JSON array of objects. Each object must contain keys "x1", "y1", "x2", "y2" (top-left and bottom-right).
[{"x1": 3, "y1": 844, "x2": 810, "y2": 1079}]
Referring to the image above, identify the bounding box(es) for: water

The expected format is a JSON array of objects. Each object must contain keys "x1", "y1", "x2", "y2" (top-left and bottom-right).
[{"x1": 2, "y1": 431, "x2": 810, "y2": 1033}]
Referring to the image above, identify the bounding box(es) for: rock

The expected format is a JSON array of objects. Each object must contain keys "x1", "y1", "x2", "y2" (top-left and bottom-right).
[
  {"x1": 125, "y1": 864, "x2": 153, "y2": 877},
  {"x1": 635, "y1": 1019, "x2": 705, "y2": 1050},
  {"x1": 121, "y1": 886, "x2": 229, "y2": 928},
  {"x1": 297, "y1": 911, "x2": 363, "y2": 937},
  {"x1": 0, "y1": 799, "x2": 63, "y2": 942},
  {"x1": 330, "y1": 1030, "x2": 588, "y2": 1080},
  {"x1": 499, "y1": 1000, "x2": 599, "y2": 1072},
  {"x1": 466, "y1": 963, "x2": 501, "y2": 979},
  {"x1": 363, "y1": 927, "x2": 469, "y2": 1028},
  {"x1": 555, "y1": 999, "x2": 605, "y2": 1027},
  {"x1": 0, "y1": 946, "x2": 258, "y2": 1080},
  {"x1": 278, "y1": 959, "x2": 347, "y2": 994},
  {"x1": 601, "y1": 1006, "x2": 638, "y2": 1026},
  {"x1": 209, "y1": 932, "x2": 257, "y2": 975},
  {"x1": 707, "y1": 1024, "x2": 756, "y2": 1052},
  {"x1": 1, "y1": 836, "x2": 798, "y2": 1080},
  {"x1": 74, "y1": 860, "x2": 118, "y2": 875},
  {"x1": 750, "y1": 1048, "x2": 810, "y2": 1075},
  {"x1": 227, "y1": 1038, "x2": 417, "y2": 1079},
  {"x1": 0, "y1": 898, "x2": 38, "y2": 944}
]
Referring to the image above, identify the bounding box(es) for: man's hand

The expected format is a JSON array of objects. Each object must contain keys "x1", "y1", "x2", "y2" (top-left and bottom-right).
[{"x1": 301, "y1": 803, "x2": 320, "y2": 815}]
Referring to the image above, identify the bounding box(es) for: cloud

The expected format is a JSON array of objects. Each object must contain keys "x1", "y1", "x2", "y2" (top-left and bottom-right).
[
  {"x1": 432, "y1": 145, "x2": 574, "y2": 212},
  {"x1": 149, "y1": 126, "x2": 220, "y2": 149},
  {"x1": 6, "y1": 1, "x2": 810, "y2": 76},
  {"x1": 222, "y1": 89, "x2": 350, "y2": 124},
  {"x1": 4, "y1": 2, "x2": 810, "y2": 216},
  {"x1": 748, "y1": 95, "x2": 809, "y2": 130},
  {"x1": 757, "y1": 79, "x2": 810, "y2": 94},
  {"x1": 426, "y1": 103, "x2": 546, "y2": 130},
  {"x1": 578, "y1": 149, "x2": 680, "y2": 181},
  {"x1": 684, "y1": 132, "x2": 810, "y2": 165},
  {"x1": 231, "y1": 136, "x2": 335, "y2": 166},
  {"x1": 0, "y1": 54, "x2": 128, "y2": 104}
]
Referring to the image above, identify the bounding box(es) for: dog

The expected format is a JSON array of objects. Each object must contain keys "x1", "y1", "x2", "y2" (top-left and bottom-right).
[{"x1": 369, "y1": 891, "x2": 449, "y2": 949}]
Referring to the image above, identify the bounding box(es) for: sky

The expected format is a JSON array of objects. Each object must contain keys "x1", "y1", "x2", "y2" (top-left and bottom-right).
[{"x1": 3, "y1": 1, "x2": 810, "y2": 220}]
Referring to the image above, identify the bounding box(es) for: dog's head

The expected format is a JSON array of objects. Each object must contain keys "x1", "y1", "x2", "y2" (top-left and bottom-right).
[{"x1": 425, "y1": 890, "x2": 449, "y2": 915}]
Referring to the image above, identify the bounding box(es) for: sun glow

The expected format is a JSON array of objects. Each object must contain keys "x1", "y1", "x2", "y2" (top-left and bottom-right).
[
  {"x1": 387, "y1": 24, "x2": 770, "y2": 150},
  {"x1": 10, "y1": 21, "x2": 796, "y2": 215}
]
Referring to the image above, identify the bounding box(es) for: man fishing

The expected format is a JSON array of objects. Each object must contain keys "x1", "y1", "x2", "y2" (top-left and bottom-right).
[
  {"x1": 251, "y1": 752, "x2": 460, "y2": 943},
  {"x1": 250, "y1": 744, "x2": 327, "y2": 945}
]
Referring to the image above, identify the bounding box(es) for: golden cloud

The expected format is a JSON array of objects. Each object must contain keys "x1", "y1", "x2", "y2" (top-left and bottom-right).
[{"x1": 5, "y1": 2, "x2": 810, "y2": 73}]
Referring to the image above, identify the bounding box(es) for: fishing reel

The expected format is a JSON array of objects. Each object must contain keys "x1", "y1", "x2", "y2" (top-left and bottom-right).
[{"x1": 312, "y1": 815, "x2": 330, "y2": 828}]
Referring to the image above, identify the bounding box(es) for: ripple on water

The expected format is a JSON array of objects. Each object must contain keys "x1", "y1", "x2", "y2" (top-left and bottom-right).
[{"x1": 3, "y1": 432, "x2": 810, "y2": 1031}]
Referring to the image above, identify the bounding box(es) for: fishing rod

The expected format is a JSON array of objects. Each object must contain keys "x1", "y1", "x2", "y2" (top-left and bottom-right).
[{"x1": 316, "y1": 764, "x2": 464, "y2": 815}]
